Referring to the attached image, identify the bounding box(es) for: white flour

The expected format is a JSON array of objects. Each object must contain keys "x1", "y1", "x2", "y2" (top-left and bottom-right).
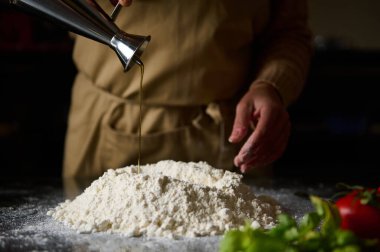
[{"x1": 47, "y1": 160, "x2": 281, "y2": 238}]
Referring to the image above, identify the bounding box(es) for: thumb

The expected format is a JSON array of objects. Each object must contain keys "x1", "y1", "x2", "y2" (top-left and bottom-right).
[
  {"x1": 112, "y1": 0, "x2": 132, "y2": 6},
  {"x1": 121, "y1": 0, "x2": 133, "y2": 6},
  {"x1": 229, "y1": 101, "x2": 252, "y2": 143}
]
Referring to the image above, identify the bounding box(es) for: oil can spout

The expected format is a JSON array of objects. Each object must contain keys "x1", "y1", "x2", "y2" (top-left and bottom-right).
[
  {"x1": 111, "y1": 33, "x2": 150, "y2": 71},
  {"x1": 10, "y1": 0, "x2": 150, "y2": 71}
]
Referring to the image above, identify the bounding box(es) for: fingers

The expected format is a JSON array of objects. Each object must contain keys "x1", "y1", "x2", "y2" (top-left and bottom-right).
[
  {"x1": 264, "y1": 120, "x2": 290, "y2": 163},
  {"x1": 119, "y1": 0, "x2": 132, "y2": 6},
  {"x1": 230, "y1": 83, "x2": 291, "y2": 174},
  {"x1": 240, "y1": 124, "x2": 290, "y2": 173},
  {"x1": 235, "y1": 108, "x2": 290, "y2": 173},
  {"x1": 228, "y1": 99, "x2": 252, "y2": 143},
  {"x1": 251, "y1": 119, "x2": 290, "y2": 165},
  {"x1": 110, "y1": 0, "x2": 132, "y2": 7},
  {"x1": 234, "y1": 106, "x2": 276, "y2": 165}
]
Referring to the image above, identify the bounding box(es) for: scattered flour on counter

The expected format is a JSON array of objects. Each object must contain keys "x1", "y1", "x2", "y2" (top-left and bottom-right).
[{"x1": 47, "y1": 160, "x2": 281, "y2": 238}]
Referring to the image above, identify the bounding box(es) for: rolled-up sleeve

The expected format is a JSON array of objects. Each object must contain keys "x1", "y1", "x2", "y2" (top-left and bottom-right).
[{"x1": 251, "y1": 0, "x2": 314, "y2": 106}]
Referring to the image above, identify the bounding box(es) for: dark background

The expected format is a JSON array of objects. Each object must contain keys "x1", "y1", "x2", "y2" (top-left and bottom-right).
[
  {"x1": 0, "y1": 1, "x2": 379, "y2": 180},
  {"x1": 0, "y1": 0, "x2": 76, "y2": 177}
]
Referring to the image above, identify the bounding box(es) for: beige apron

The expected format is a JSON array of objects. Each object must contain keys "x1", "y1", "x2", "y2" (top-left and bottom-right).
[
  {"x1": 63, "y1": 0, "x2": 311, "y2": 178},
  {"x1": 64, "y1": 72, "x2": 238, "y2": 178}
]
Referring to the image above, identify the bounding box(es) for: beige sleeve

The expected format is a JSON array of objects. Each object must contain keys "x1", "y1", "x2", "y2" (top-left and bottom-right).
[{"x1": 251, "y1": 0, "x2": 314, "y2": 106}]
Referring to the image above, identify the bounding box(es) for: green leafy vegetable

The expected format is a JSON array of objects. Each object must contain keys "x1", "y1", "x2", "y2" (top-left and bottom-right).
[{"x1": 219, "y1": 196, "x2": 377, "y2": 252}]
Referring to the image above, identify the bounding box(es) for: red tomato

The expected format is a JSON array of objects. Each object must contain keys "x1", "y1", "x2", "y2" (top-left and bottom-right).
[{"x1": 335, "y1": 190, "x2": 380, "y2": 240}]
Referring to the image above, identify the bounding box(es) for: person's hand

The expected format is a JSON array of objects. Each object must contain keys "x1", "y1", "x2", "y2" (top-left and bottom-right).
[
  {"x1": 118, "y1": 0, "x2": 132, "y2": 6},
  {"x1": 228, "y1": 83, "x2": 290, "y2": 174},
  {"x1": 110, "y1": 0, "x2": 132, "y2": 7}
]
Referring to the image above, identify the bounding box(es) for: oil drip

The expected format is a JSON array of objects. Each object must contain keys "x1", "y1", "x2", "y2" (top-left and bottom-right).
[{"x1": 137, "y1": 63, "x2": 144, "y2": 174}]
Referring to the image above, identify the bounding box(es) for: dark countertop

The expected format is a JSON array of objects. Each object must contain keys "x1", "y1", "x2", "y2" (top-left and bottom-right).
[{"x1": 0, "y1": 175, "x2": 377, "y2": 252}]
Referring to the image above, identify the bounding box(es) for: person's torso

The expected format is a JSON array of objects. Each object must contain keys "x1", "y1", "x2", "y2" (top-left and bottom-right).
[{"x1": 73, "y1": 0, "x2": 271, "y2": 105}]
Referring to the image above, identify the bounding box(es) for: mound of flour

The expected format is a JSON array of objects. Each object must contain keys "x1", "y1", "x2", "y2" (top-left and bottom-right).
[{"x1": 47, "y1": 160, "x2": 281, "y2": 238}]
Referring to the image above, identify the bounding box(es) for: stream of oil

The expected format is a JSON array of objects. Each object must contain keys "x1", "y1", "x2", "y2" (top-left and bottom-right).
[{"x1": 137, "y1": 63, "x2": 144, "y2": 174}]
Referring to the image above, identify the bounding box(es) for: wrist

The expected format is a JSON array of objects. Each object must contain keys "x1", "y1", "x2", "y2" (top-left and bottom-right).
[{"x1": 249, "y1": 80, "x2": 285, "y2": 105}]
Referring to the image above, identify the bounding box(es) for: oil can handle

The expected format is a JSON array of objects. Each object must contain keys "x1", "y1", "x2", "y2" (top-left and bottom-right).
[{"x1": 110, "y1": 2, "x2": 122, "y2": 21}]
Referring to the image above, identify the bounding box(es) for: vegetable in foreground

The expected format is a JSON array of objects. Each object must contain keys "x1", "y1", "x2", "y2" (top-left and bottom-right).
[
  {"x1": 219, "y1": 195, "x2": 378, "y2": 252},
  {"x1": 334, "y1": 184, "x2": 380, "y2": 240}
]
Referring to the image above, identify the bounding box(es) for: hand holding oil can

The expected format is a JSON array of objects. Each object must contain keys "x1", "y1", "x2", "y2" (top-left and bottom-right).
[{"x1": 10, "y1": 0, "x2": 150, "y2": 71}]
